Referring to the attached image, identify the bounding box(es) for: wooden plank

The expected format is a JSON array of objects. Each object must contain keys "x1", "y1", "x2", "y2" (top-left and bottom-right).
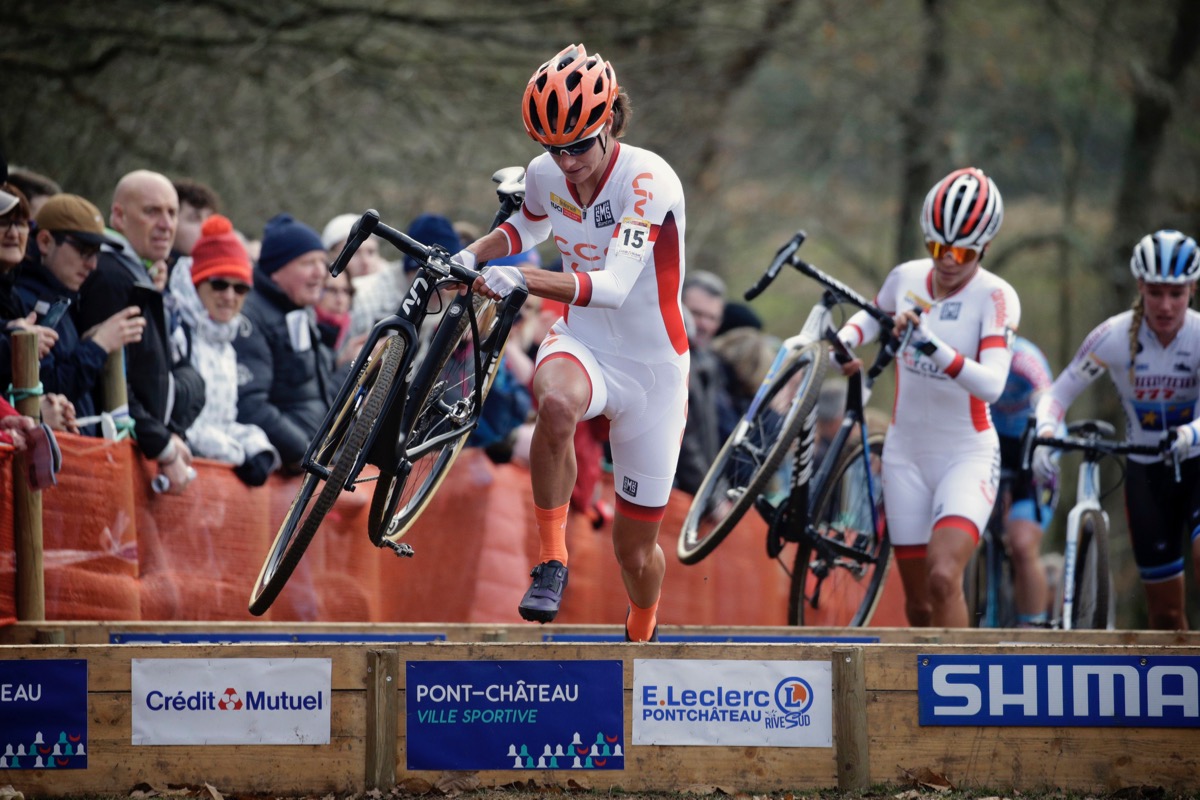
[
  {"x1": 366, "y1": 649, "x2": 399, "y2": 789},
  {"x1": 833, "y1": 646, "x2": 869, "y2": 790}
]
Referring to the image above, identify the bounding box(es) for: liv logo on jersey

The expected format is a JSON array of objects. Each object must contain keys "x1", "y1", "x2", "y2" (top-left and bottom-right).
[{"x1": 918, "y1": 654, "x2": 1200, "y2": 727}]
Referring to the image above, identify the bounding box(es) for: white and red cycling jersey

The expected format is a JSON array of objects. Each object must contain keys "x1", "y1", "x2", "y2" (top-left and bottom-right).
[
  {"x1": 497, "y1": 141, "x2": 689, "y2": 364},
  {"x1": 840, "y1": 258, "x2": 1021, "y2": 436},
  {"x1": 838, "y1": 259, "x2": 1020, "y2": 548},
  {"x1": 496, "y1": 142, "x2": 690, "y2": 508},
  {"x1": 1035, "y1": 309, "x2": 1200, "y2": 463}
]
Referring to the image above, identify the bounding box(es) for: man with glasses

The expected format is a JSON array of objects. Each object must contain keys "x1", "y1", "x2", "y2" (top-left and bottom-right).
[
  {"x1": 835, "y1": 167, "x2": 1020, "y2": 628},
  {"x1": 15, "y1": 194, "x2": 147, "y2": 436},
  {"x1": 75, "y1": 170, "x2": 203, "y2": 494}
]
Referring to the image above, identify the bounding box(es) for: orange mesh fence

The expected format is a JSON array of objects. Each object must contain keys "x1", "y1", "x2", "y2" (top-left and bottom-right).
[{"x1": 1, "y1": 434, "x2": 906, "y2": 626}]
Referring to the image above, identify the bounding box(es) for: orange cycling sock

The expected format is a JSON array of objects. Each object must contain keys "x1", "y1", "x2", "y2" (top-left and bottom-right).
[
  {"x1": 534, "y1": 503, "x2": 569, "y2": 566},
  {"x1": 626, "y1": 597, "x2": 659, "y2": 642}
]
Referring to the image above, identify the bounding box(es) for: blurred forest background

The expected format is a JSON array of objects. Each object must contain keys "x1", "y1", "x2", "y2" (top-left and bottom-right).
[{"x1": 3, "y1": 0, "x2": 1198, "y2": 627}]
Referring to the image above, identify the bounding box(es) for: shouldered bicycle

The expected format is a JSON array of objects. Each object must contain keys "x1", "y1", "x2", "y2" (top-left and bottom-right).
[
  {"x1": 248, "y1": 168, "x2": 528, "y2": 616},
  {"x1": 1023, "y1": 418, "x2": 1176, "y2": 629},
  {"x1": 677, "y1": 231, "x2": 902, "y2": 627}
]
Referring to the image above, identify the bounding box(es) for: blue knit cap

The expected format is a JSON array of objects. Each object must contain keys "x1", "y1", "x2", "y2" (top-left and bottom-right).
[
  {"x1": 403, "y1": 213, "x2": 462, "y2": 273},
  {"x1": 258, "y1": 213, "x2": 325, "y2": 274}
]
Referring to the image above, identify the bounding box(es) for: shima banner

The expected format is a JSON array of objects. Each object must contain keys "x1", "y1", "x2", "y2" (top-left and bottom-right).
[
  {"x1": 0, "y1": 659, "x2": 88, "y2": 769},
  {"x1": 918, "y1": 653, "x2": 1200, "y2": 727},
  {"x1": 406, "y1": 660, "x2": 623, "y2": 770},
  {"x1": 632, "y1": 659, "x2": 832, "y2": 746},
  {"x1": 131, "y1": 658, "x2": 332, "y2": 744}
]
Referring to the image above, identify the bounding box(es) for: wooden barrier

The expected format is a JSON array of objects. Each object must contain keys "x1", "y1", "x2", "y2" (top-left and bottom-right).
[{"x1": 2, "y1": 638, "x2": 1199, "y2": 797}]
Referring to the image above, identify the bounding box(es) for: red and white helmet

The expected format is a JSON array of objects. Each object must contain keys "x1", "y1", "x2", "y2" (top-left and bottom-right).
[
  {"x1": 921, "y1": 167, "x2": 1004, "y2": 248},
  {"x1": 522, "y1": 44, "x2": 618, "y2": 147}
]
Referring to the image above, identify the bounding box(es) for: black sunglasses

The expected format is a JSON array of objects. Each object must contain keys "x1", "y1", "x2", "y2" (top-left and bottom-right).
[
  {"x1": 208, "y1": 278, "x2": 252, "y2": 295},
  {"x1": 543, "y1": 133, "x2": 602, "y2": 158}
]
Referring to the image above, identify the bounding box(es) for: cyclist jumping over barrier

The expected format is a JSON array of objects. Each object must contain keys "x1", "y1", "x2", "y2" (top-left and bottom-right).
[{"x1": 464, "y1": 44, "x2": 689, "y2": 642}]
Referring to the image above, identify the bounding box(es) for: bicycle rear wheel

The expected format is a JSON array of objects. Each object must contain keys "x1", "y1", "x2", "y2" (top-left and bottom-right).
[
  {"x1": 1067, "y1": 509, "x2": 1111, "y2": 629},
  {"x1": 248, "y1": 335, "x2": 406, "y2": 615},
  {"x1": 369, "y1": 293, "x2": 509, "y2": 543},
  {"x1": 789, "y1": 432, "x2": 890, "y2": 627},
  {"x1": 677, "y1": 341, "x2": 828, "y2": 565}
]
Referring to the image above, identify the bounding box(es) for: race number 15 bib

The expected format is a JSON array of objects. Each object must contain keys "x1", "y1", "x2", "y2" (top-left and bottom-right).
[{"x1": 612, "y1": 217, "x2": 653, "y2": 262}]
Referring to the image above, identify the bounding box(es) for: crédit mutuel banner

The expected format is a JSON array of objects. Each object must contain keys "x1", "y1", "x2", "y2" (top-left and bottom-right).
[
  {"x1": 131, "y1": 658, "x2": 332, "y2": 745},
  {"x1": 633, "y1": 659, "x2": 832, "y2": 747}
]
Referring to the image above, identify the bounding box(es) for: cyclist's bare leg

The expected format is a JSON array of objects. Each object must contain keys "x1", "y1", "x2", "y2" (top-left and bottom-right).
[
  {"x1": 529, "y1": 357, "x2": 591, "y2": 507},
  {"x1": 1005, "y1": 517, "x2": 1049, "y2": 621},
  {"x1": 927, "y1": 517, "x2": 977, "y2": 628},
  {"x1": 1142, "y1": 575, "x2": 1189, "y2": 630},
  {"x1": 612, "y1": 511, "x2": 666, "y2": 640},
  {"x1": 894, "y1": 551, "x2": 932, "y2": 627},
  {"x1": 613, "y1": 513, "x2": 666, "y2": 606}
]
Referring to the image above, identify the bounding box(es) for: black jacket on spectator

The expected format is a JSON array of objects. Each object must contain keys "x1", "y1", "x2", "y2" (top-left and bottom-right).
[
  {"x1": 233, "y1": 267, "x2": 337, "y2": 468},
  {"x1": 13, "y1": 256, "x2": 106, "y2": 431},
  {"x1": 76, "y1": 244, "x2": 205, "y2": 459}
]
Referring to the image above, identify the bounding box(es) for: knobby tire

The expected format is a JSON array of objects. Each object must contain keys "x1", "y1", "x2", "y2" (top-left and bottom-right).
[
  {"x1": 677, "y1": 341, "x2": 829, "y2": 565},
  {"x1": 788, "y1": 432, "x2": 890, "y2": 627},
  {"x1": 1069, "y1": 509, "x2": 1111, "y2": 630},
  {"x1": 249, "y1": 335, "x2": 406, "y2": 615}
]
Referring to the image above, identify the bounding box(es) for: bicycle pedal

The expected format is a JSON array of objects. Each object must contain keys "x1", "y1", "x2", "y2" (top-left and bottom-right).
[{"x1": 382, "y1": 540, "x2": 415, "y2": 558}]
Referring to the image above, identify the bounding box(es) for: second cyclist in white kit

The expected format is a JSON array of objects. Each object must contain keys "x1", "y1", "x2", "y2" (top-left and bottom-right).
[{"x1": 837, "y1": 167, "x2": 1021, "y2": 627}]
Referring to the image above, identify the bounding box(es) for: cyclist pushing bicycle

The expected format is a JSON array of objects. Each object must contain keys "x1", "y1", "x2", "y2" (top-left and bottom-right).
[
  {"x1": 463, "y1": 44, "x2": 689, "y2": 642},
  {"x1": 1032, "y1": 229, "x2": 1200, "y2": 630},
  {"x1": 835, "y1": 167, "x2": 1020, "y2": 628}
]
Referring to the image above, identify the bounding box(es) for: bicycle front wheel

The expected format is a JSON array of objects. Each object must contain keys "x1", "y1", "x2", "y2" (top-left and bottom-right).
[
  {"x1": 789, "y1": 432, "x2": 890, "y2": 627},
  {"x1": 678, "y1": 341, "x2": 829, "y2": 565},
  {"x1": 370, "y1": 294, "x2": 509, "y2": 543},
  {"x1": 1067, "y1": 509, "x2": 1111, "y2": 630},
  {"x1": 248, "y1": 334, "x2": 405, "y2": 615}
]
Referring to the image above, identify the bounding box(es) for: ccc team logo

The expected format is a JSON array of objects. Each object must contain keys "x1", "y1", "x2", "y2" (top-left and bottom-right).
[{"x1": 773, "y1": 677, "x2": 814, "y2": 717}]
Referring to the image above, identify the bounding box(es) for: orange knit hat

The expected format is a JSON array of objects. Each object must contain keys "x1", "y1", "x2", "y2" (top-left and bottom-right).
[{"x1": 191, "y1": 214, "x2": 251, "y2": 286}]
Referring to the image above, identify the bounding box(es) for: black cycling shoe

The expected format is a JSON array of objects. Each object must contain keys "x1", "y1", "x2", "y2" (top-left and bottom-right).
[
  {"x1": 624, "y1": 606, "x2": 659, "y2": 642},
  {"x1": 518, "y1": 560, "x2": 568, "y2": 623}
]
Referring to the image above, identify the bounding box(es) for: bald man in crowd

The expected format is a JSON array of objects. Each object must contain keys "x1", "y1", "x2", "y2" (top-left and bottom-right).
[{"x1": 76, "y1": 169, "x2": 203, "y2": 494}]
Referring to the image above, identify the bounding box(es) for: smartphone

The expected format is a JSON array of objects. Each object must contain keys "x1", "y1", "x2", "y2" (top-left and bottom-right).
[{"x1": 39, "y1": 298, "x2": 71, "y2": 328}]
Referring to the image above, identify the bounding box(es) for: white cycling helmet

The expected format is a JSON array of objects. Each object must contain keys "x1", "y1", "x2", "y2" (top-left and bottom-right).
[
  {"x1": 1130, "y1": 229, "x2": 1200, "y2": 284},
  {"x1": 920, "y1": 167, "x2": 1004, "y2": 248}
]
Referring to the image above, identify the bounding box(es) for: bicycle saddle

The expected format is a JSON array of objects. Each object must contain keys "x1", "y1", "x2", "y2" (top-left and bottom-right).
[{"x1": 1066, "y1": 419, "x2": 1116, "y2": 438}]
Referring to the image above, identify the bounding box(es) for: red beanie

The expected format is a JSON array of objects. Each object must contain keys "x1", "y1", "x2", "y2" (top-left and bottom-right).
[{"x1": 191, "y1": 215, "x2": 252, "y2": 286}]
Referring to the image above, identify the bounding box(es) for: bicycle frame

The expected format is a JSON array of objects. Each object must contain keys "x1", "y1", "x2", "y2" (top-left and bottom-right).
[{"x1": 298, "y1": 210, "x2": 526, "y2": 492}]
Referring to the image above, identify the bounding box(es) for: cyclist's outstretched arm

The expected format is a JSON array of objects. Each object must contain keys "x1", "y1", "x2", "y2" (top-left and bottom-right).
[{"x1": 1033, "y1": 318, "x2": 1116, "y2": 433}]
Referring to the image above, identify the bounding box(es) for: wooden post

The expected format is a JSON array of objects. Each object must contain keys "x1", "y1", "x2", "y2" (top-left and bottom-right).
[
  {"x1": 11, "y1": 330, "x2": 45, "y2": 621},
  {"x1": 832, "y1": 646, "x2": 869, "y2": 791},
  {"x1": 102, "y1": 348, "x2": 128, "y2": 412},
  {"x1": 365, "y1": 649, "x2": 399, "y2": 790}
]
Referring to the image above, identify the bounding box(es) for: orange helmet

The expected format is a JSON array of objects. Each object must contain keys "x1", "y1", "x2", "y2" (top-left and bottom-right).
[{"x1": 522, "y1": 44, "x2": 619, "y2": 147}]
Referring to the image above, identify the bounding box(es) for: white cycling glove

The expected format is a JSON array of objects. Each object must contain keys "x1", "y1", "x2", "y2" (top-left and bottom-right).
[
  {"x1": 449, "y1": 249, "x2": 478, "y2": 271},
  {"x1": 907, "y1": 320, "x2": 946, "y2": 357},
  {"x1": 1030, "y1": 426, "x2": 1060, "y2": 484},
  {"x1": 481, "y1": 265, "x2": 526, "y2": 298},
  {"x1": 1164, "y1": 426, "x2": 1198, "y2": 460}
]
